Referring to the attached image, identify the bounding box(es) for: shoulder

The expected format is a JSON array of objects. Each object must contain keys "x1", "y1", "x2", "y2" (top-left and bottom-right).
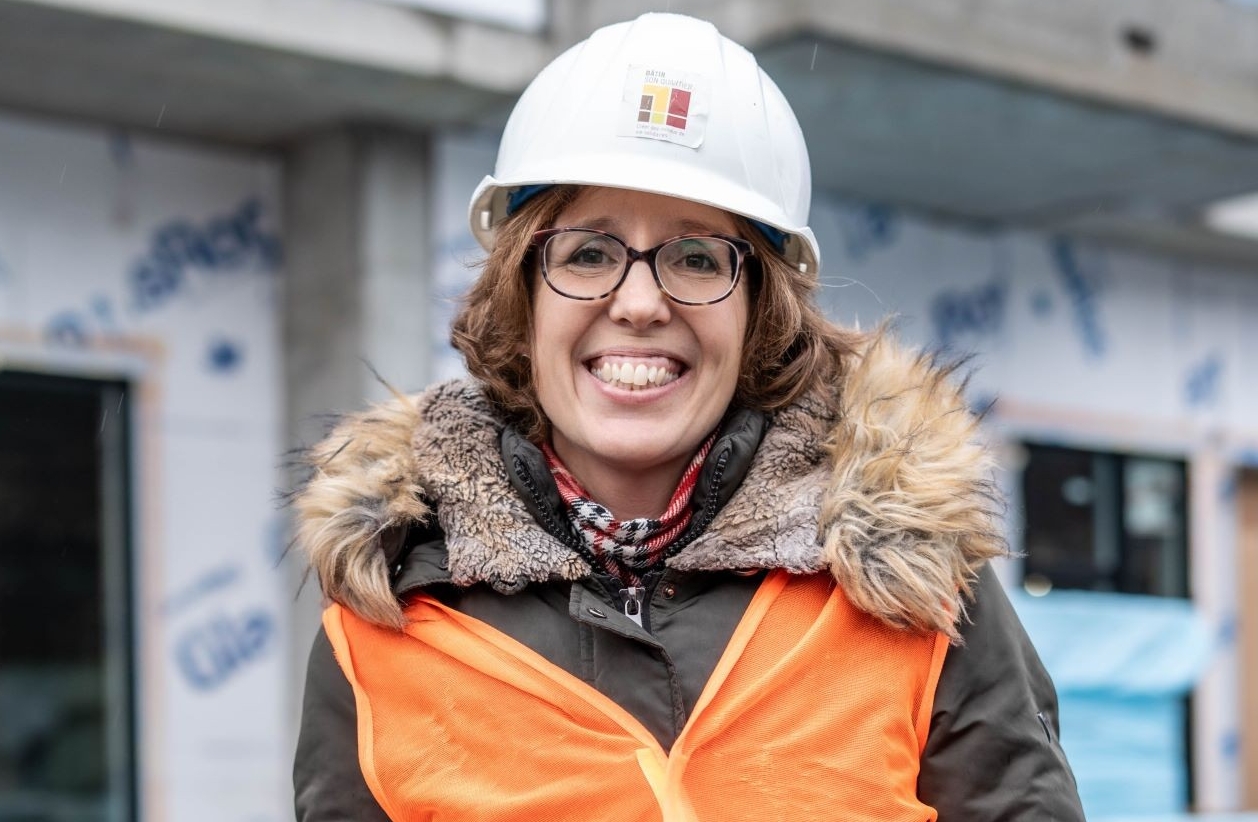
[
  {"x1": 678, "y1": 333, "x2": 1008, "y2": 640},
  {"x1": 290, "y1": 379, "x2": 501, "y2": 628},
  {"x1": 918, "y1": 564, "x2": 1085, "y2": 820}
]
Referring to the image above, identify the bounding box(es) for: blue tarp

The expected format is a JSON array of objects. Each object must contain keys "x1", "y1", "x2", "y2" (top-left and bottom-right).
[{"x1": 1010, "y1": 590, "x2": 1214, "y2": 820}]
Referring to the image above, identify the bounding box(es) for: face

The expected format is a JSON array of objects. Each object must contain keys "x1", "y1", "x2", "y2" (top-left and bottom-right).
[{"x1": 530, "y1": 187, "x2": 750, "y2": 505}]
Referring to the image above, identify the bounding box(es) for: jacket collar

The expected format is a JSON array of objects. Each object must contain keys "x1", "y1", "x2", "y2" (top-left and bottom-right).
[
  {"x1": 294, "y1": 335, "x2": 1006, "y2": 640},
  {"x1": 498, "y1": 405, "x2": 769, "y2": 575}
]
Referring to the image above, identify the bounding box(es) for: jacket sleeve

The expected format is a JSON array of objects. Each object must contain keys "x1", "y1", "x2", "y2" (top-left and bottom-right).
[
  {"x1": 917, "y1": 564, "x2": 1086, "y2": 821},
  {"x1": 294, "y1": 627, "x2": 393, "y2": 822}
]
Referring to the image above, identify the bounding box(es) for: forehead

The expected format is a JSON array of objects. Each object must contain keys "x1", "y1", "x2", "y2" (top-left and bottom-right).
[{"x1": 554, "y1": 186, "x2": 741, "y2": 236}]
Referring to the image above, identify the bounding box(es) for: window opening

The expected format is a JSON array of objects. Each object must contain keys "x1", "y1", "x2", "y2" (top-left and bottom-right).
[
  {"x1": 1020, "y1": 443, "x2": 1188, "y2": 597},
  {"x1": 0, "y1": 370, "x2": 135, "y2": 821}
]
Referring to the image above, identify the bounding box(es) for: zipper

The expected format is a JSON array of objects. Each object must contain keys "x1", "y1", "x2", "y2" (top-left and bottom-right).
[
  {"x1": 618, "y1": 586, "x2": 646, "y2": 627},
  {"x1": 618, "y1": 570, "x2": 666, "y2": 632},
  {"x1": 512, "y1": 455, "x2": 600, "y2": 565}
]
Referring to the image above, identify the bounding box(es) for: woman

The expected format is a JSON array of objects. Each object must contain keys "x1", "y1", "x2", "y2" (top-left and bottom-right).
[{"x1": 293, "y1": 13, "x2": 1084, "y2": 821}]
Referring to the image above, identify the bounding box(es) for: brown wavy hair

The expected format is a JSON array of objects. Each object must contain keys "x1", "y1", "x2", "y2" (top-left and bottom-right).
[{"x1": 450, "y1": 186, "x2": 868, "y2": 440}]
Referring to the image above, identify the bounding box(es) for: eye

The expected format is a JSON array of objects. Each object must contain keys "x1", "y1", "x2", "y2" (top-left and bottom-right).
[
  {"x1": 678, "y1": 249, "x2": 718, "y2": 272},
  {"x1": 548, "y1": 231, "x2": 623, "y2": 272},
  {"x1": 569, "y1": 244, "x2": 613, "y2": 267},
  {"x1": 660, "y1": 238, "x2": 731, "y2": 279}
]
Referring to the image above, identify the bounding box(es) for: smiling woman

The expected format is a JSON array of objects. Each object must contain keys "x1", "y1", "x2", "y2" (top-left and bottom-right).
[{"x1": 292, "y1": 12, "x2": 1085, "y2": 822}]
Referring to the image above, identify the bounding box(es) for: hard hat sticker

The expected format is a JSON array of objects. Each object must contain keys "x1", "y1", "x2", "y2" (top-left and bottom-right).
[{"x1": 619, "y1": 66, "x2": 708, "y2": 149}]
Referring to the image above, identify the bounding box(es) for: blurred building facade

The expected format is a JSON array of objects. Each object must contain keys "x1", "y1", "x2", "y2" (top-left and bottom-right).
[{"x1": 0, "y1": 0, "x2": 1256, "y2": 819}]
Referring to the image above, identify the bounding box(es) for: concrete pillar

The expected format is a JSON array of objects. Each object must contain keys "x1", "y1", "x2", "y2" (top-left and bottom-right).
[{"x1": 280, "y1": 125, "x2": 433, "y2": 773}]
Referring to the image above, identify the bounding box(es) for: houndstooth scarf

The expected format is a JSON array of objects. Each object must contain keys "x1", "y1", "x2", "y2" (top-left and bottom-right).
[{"x1": 541, "y1": 434, "x2": 715, "y2": 586}]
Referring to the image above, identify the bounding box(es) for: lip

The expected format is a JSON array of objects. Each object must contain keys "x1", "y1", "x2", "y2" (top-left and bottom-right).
[
  {"x1": 583, "y1": 347, "x2": 689, "y2": 372},
  {"x1": 583, "y1": 347, "x2": 690, "y2": 367},
  {"x1": 582, "y1": 366, "x2": 687, "y2": 402}
]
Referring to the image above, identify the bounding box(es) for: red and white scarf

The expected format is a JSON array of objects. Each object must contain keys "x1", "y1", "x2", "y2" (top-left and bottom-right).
[{"x1": 541, "y1": 434, "x2": 715, "y2": 586}]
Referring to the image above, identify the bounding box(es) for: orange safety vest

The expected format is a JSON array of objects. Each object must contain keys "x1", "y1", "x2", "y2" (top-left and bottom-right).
[{"x1": 324, "y1": 570, "x2": 949, "y2": 822}]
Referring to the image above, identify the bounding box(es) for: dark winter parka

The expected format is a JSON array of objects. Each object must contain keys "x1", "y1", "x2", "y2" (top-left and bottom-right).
[{"x1": 292, "y1": 336, "x2": 1085, "y2": 821}]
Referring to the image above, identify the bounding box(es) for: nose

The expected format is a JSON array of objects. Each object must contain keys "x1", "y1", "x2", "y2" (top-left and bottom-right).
[{"x1": 608, "y1": 259, "x2": 671, "y2": 327}]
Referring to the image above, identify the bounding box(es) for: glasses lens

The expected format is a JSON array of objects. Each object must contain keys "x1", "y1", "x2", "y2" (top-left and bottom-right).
[
  {"x1": 542, "y1": 230, "x2": 626, "y2": 298},
  {"x1": 656, "y1": 237, "x2": 738, "y2": 303}
]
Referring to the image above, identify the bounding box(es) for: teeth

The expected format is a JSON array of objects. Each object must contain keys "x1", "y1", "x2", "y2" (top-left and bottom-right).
[{"x1": 589, "y1": 360, "x2": 679, "y2": 390}]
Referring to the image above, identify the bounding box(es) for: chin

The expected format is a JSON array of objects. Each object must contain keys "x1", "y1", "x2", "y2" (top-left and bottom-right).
[{"x1": 586, "y1": 432, "x2": 689, "y2": 471}]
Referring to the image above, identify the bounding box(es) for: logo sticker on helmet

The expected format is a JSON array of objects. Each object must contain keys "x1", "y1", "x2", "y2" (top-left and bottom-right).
[{"x1": 619, "y1": 65, "x2": 708, "y2": 149}]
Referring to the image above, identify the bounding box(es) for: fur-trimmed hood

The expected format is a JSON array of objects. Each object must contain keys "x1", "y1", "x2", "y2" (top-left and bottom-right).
[{"x1": 293, "y1": 335, "x2": 1006, "y2": 641}]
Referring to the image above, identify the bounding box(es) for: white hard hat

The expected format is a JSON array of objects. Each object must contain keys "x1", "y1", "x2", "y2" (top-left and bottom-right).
[{"x1": 468, "y1": 12, "x2": 820, "y2": 275}]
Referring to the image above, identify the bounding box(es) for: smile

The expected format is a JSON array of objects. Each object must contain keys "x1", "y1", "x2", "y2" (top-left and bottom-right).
[{"x1": 587, "y1": 357, "x2": 681, "y2": 390}]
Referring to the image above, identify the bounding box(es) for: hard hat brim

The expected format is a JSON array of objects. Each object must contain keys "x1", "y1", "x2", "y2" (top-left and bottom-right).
[{"x1": 469, "y1": 157, "x2": 820, "y2": 276}]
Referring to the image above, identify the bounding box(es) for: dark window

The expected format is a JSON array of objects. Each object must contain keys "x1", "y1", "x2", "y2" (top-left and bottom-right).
[
  {"x1": 1020, "y1": 443, "x2": 1188, "y2": 597},
  {"x1": 0, "y1": 371, "x2": 135, "y2": 821}
]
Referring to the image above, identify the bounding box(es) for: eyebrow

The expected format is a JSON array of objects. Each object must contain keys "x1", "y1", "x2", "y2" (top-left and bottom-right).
[{"x1": 570, "y1": 215, "x2": 735, "y2": 236}]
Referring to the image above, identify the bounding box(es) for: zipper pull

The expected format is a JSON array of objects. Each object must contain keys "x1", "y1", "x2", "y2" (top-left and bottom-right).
[{"x1": 619, "y1": 586, "x2": 645, "y2": 627}]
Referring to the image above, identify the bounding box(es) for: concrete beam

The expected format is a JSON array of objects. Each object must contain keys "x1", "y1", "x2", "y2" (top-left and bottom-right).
[
  {"x1": 561, "y1": 0, "x2": 1258, "y2": 138},
  {"x1": 0, "y1": 0, "x2": 546, "y2": 143},
  {"x1": 6, "y1": 0, "x2": 1257, "y2": 143},
  {"x1": 6, "y1": 0, "x2": 550, "y2": 92}
]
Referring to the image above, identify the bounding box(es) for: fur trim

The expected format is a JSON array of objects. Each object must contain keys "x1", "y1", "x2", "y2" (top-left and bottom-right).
[
  {"x1": 669, "y1": 390, "x2": 835, "y2": 575},
  {"x1": 294, "y1": 381, "x2": 587, "y2": 628},
  {"x1": 294, "y1": 391, "x2": 428, "y2": 629},
  {"x1": 819, "y1": 336, "x2": 1006, "y2": 641},
  {"x1": 292, "y1": 335, "x2": 1006, "y2": 637}
]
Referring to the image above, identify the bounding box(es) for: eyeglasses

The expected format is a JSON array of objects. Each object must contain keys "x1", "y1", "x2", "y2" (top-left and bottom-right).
[{"x1": 530, "y1": 228, "x2": 753, "y2": 305}]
